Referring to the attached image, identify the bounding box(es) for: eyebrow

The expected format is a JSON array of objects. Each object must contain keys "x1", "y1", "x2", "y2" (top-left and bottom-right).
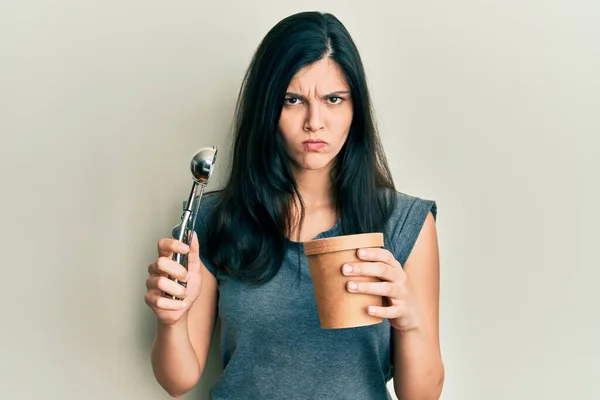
[{"x1": 285, "y1": 90, "x2": 350, "y2": 100}]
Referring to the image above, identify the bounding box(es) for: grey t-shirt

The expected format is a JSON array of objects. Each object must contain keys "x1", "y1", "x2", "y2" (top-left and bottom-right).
[{"x1": 190, "y1": 191, "x2": 437, "y2": 400}]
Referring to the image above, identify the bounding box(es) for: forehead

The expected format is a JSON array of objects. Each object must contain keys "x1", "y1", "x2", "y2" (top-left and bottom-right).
[{"x1": 287, "y1": 58, "x2": 349, "y2": 92}]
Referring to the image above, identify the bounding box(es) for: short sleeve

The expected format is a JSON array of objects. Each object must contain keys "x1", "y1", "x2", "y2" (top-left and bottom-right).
[
  {"x1": 387, "y1": 193, "x2": 437, "y2": 267},
  {"x1": 171, "y1": 195, "x2": 219, "y2": 277}
]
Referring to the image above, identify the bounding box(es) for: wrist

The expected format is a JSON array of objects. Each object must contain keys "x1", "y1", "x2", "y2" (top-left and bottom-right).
[
  {"x1": 392, "y1": 302, "x2": 425, "y2": 334},
  {"x1": 392, "y1": 318, "x2": 428, "y2": 336},
  {"x1": 393, "y1": 324, "x2": 421, "y2": 335},
  {"x1": 157, "y1": 312, "x2": 189, "y2": 330}
]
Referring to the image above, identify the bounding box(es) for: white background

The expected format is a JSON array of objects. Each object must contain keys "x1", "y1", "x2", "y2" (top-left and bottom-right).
[{"x1": 1, "y1": 1, "x2": 598, "y2": 399}]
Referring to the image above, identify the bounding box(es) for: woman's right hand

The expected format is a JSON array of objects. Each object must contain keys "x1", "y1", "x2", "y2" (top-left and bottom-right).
[{"x1": 145, "y1": 232, "x2": 202, "y2": 326}]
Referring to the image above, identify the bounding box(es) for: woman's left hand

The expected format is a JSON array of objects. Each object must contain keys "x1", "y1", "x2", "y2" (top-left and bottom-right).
[{"x1": 342, "y1": 247, "x2": 423, "y2": 332}]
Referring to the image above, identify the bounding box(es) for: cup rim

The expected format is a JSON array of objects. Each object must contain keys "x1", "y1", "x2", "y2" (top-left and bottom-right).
[{"x1": 302, "y1": 232, "x2": 384, "y2": 256}]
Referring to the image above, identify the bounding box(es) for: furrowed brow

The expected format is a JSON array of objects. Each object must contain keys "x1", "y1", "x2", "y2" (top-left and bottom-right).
[{"x1": 285, "y1": 90, "x2": 350, "y2": 100}]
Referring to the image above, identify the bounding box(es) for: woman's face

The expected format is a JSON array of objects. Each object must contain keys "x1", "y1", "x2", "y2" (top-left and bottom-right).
[{"x1": 278, "y1": 58, "x2": 353, "y2": 173}]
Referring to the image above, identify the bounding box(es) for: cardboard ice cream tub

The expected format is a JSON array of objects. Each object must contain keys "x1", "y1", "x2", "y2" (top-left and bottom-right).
[{"x1": 303, "y1": 232, "x2": 385, "y2": 329}]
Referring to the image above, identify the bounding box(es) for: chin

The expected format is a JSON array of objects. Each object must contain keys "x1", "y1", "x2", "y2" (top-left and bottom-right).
[{"x1": 294, "y1": 154, "x2": 335, "y2": 171}]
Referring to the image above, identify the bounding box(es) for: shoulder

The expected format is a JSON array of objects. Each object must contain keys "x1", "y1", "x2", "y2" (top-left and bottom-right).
[
  {"x1": 174, "y1": 190, "x2": 223, "y2": 276},
  {"x1": 195, "y1": 190, "x2": 222, "y2": 222},
  {"x1": 382, "y1": 190, "x2": 438, "y2": 266},
  {"x1": 387, "y1": 190, "x2": 437, "y2": 225},
  {"x1": 171, "y1": 190, "x2": 222, "y2": 238}
]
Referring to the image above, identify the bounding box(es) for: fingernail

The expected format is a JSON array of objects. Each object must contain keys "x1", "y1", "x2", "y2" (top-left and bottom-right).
[
  {"x1": 358, "y1": 249, "x2": 366, "y2": 257},
  {"x1": 342, "y1": 264, "x2": 353, "y2": 274},
  {"x1": 180, "y1": 245, "x2": 189, "y2": 253},
  {"x1": 180, "y1": 301, "x2": 187, "y2": 308},
  {"x1": 348, "y1": 281, "x2": 358, "y2": 291},
  {"x1": 368, "y1": 306, "x2": 376, "y2": 314}
]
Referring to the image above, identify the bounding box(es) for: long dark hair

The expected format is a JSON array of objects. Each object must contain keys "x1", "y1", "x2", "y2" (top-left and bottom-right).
[{"x1": 203, "y1": 11, "x2": 397, "y2": 283}]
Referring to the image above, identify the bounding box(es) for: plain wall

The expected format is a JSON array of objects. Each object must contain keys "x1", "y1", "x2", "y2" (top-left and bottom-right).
[{"x1": 1, "y1": 0, "x2": 598, "y2": 399}]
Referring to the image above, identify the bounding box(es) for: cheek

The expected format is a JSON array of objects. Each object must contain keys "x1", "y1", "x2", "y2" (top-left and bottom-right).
[
  {"x1": 278, "y1": 111, "x2": 299, "y2": 141},
  {"x1": 278, "y1": 112, "x2": 305, "y2": 160},
  {"x1": 329, "y1": 109, "x2": 353, "y2": 141}
]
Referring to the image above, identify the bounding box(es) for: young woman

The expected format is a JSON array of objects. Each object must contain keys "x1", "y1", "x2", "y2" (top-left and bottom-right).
[{"x1": 145, "y1": 11, "x2": 444, "y2": 400}]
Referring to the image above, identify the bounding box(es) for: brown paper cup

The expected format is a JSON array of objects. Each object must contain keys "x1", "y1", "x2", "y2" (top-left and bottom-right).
[{"x1": 303, "y1": 232, "x2": 384, "y2": 329}]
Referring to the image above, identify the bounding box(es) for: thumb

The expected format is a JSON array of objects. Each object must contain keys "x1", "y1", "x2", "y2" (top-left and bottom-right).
[{"x1": 187, "y1": 231, "x2": 201, "y2": 272}]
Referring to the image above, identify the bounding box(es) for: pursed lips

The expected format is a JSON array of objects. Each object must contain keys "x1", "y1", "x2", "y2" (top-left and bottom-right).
[{"x1": 302, "y1": 139, "x2": 327, "y2": 150}]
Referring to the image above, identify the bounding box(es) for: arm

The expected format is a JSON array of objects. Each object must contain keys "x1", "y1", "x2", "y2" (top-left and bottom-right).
[
  {"x1": 393, "y1": 211, "x2": 444, "y2": 399},
  {"x1": 151, "y1": 262, "x2": 219, "y2": 397}
]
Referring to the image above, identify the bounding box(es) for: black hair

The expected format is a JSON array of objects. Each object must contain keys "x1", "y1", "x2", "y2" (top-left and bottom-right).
[{"x1": 203, "y1": 11, "x2": 397, "y2": 283}]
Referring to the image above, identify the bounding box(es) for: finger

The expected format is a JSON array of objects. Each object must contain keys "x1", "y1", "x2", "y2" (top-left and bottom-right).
[
  {"x1": 147, "y1": 275, "x2": 187, "y2": 299},
  {"x1": 147, "y1": 261, "x2": 167, "y2": 277},
  {"x1": 157, "y1": 238, "x2": 190, "y2": 258},
  {"x1": 341, "y1": 262, "x2": 395, "y2": 281},
  {"x1": 185, "y1": 232, "x2": 205, "y2": 280},
  {"x1": 186, "y1": 231, "x2": 200, "y2": 274},
  {"x1": 189, "y1": 231, "x2": 199, "y2": 256},
  {"x1": 153, "y1": 256, "x2": 188, "y2": 281},
  {"x1": 145, "y1": 289, "x2": 186, "y2": 310},
  {"x1": 367, "y1": 304, "x2": 404, "y2": 319},
  {"x1": 346, "y1": 280, "x2": 397, "y2": 298},
  {"x1": 356, "y1": 248, "x2": 401, "y2": 268}
]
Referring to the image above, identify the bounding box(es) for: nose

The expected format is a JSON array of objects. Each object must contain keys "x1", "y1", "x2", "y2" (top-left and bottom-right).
[{"x1": 304, "y1": 103, "x2": 324, "y2": 132}]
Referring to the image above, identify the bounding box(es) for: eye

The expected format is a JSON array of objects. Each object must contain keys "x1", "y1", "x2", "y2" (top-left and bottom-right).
[
  {"x1": 284, "y1": 97, "x2": 301, "y2": 106},
  {"x1": 327, "y1": 96, "x2": 343, "y2": 105}
]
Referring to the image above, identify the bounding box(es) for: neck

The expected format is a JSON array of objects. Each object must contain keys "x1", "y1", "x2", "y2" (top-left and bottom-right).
[{"x1": 292, "y1": 166, "x2": 334, "y2": 209}]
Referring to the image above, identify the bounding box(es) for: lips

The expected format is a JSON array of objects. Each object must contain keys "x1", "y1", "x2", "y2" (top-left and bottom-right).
[
  {"x1": 303, "y1": 139, "x2": 327, "y2": 151},
  {"x1": 303, "y1": 139, "x2": 326, "y2": 144}
]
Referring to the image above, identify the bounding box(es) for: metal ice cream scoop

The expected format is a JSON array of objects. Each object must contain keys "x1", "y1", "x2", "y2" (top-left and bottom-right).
[{"x1": 166, "y1": 146, "x2": 218, "y2": 300}]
